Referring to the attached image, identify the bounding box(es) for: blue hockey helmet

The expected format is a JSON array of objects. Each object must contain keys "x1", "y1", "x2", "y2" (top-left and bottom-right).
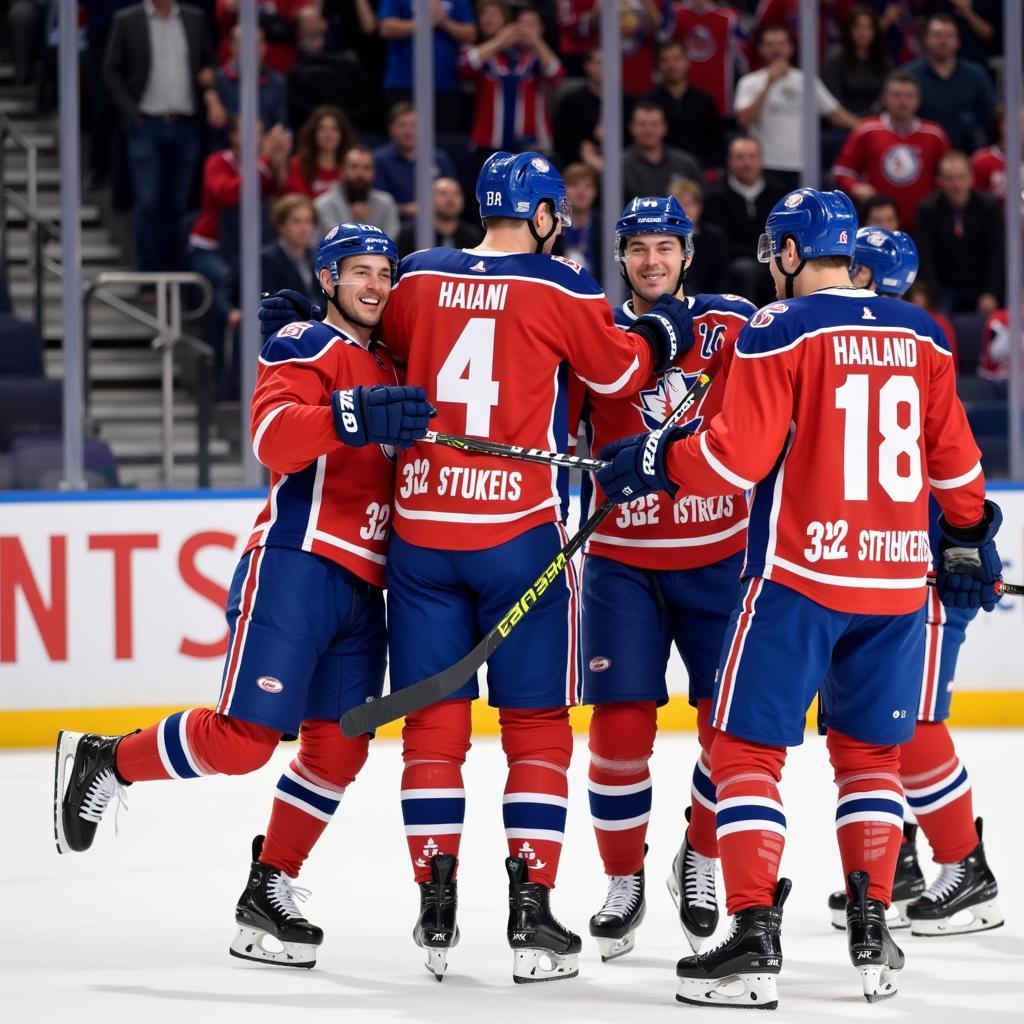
[
  {"x1": 314, "y1": 223, "x2": 398, "y2": 286},
  {"x1": 614, "y1": 196, "x2": 695, "y2": 263},
  {"x1": 475, "y1": 151, "x2": 572, "y2": 228},
  {"x1": 757, "y1": 188, "x2": 857, "y2": 263},
  {"x1": 851, "y1": 227, "x2": 919, "y2": 297}
]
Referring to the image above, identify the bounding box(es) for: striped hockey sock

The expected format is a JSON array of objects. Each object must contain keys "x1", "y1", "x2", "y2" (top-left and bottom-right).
[
  {"x1": 688, "y1": 698, "x2": 719, "y2": 858},
  {"x1": 401, "y1": 761, "x2": 466, "y2": 884}
]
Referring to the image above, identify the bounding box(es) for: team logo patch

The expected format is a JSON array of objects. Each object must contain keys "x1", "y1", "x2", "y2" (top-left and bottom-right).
[
  {"x1": 784, "y1": 192, "x2": 804, "y2": 208},
  {"x1": 838, "y1": 230, "x2": 849, "y2": 244},
  {"x1": 882, "y1": 144, "x2": 923, "y2": 185},
  {"x1": 515, "y1": 201, "x2": 531, "y2": 212},
  {"x1": 277, "y1": 321, "x2": 313, "y2": 339},
  {"x1": 633, "y1": 367, "x2": 704, "y2": 432},
  {"x1": 324, "y1": 225, "x2": 339, "y2": 239},
  {"x1": 866, "y1": 230, "x2": 888, "y2": 248},
  {"x1": 530, "y1": 156, "x2": 550, "y2": 172},
  {"x1": 749, "y1": 302, "x2": 789, "y2": 328},
  {"x1": 551, "y1": 255, "x2": 582, "y2": 273},
  {"x1": 589, "y1": 656, "x2": 611, "y2": 672},
  {"x1": 257, "y1": 676, "x2": 283, "y2": 694},
  {"x1": 684, "y1": 24, "x2": 716, "y2": 62},
  {"x1": 517, "y1": 840, "x2": 546, "y2": 870}
]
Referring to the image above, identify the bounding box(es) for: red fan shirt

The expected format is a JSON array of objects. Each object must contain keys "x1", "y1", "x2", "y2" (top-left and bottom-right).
[{"x1": 667, "y1": 1, "x2": 742, "y2": 116}]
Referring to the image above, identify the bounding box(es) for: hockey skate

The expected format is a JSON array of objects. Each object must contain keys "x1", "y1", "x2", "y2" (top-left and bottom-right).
[
  {"x1": 54, "y1": 730, "x2": 131, "y2": 854},
  {"x1": 667, "y1": 807, "x2": 719, "y2": 953},
  {"x1": 506, "y1": 856, "x2": 581, "y2": 983},
  {"x1": 676, "y1": 877, "x2": 790, "y2": 1010},
  {"x1": 907, "y1": 818, "x2": 1003, "y2": 936},
  {"x1": 230, "y1": 836, "x2": 323, "y2": 968},
  {"x1": 413, "y1": 853, "x2": 460, "y2": 981},
  {"x1": 846, "y1": 870, "x2": 905, "y2": 1003},
  {"x1": 589, "y1": 856, "x2": 646, "y2": 962},
  {"x1": 827, "y1": 822, "x2": 925, "y2": 930}
]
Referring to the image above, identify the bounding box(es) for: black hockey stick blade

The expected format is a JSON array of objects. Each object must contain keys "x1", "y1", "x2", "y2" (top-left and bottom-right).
[
  {"x1": 424, "y1": 430, "x2": 607, "y2": 473},
  {"x1": 340, "y1": 371, "x2": 714, "y2": 738}
]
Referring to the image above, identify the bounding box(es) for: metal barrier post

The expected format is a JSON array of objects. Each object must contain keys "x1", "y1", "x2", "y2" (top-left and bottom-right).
[
  {"x1": 799, "y1": 0, "x2": 820, "y2": 190},
  {"x1": 601, "y1": 0, "x2": 624, "y2": 304},
  {"x1": 414, "y1": 0, "x2": 435, "y2": 253},
  {"x1": 1005, "y1": 0, "x2": 1022, "y2": 478},
  {"x1": 0, "y1": 123, "x2": 7, "y2": 280}
]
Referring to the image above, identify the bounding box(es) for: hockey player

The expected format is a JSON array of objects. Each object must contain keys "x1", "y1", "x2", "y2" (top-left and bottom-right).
[
  {"x1": 53, "y1": 224, "x2": 433, "y2": 969},
  {"x1": 579, "y1": 196, "x2": 754, "y2": 962},
  {"x1": 823, "y1": 227, "x2": 1003, "y2": 936},
  {"x1": 259, "y1": 151, "x2": 693, "y2": 983},
  {"x1": 595, "y1": 189, "x2": 1003, "y2": 1007}
]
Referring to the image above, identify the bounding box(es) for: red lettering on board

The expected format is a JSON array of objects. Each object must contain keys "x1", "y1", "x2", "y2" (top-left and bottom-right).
[
  {"x1": 178, "y1": 531, "x2": 234, "y2": 658},
  {"x1": 88, "y1": 533, "x2": 159, "y2": 660},
  {"x1": 0, "y1": 536, "x2": 68, "y2": 662}
]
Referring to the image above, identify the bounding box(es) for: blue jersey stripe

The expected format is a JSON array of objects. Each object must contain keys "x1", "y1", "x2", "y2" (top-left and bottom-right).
[
  {"x1": 905, "y1": 767, "x2": 969, "y2": 810},
  {"x1": 691, "y1": 763, "x2": 717, "y2": 805},
  {"x1": 400, "y1": 796, "x2": 467, "y2": 826},
  {"x1": 715, "y1": 804, "x2": 787, "y2": 829},
  {"x1": 277, "y1": 774, "x2": 341, "y2": 816},
  {"x1": 587, "y1": 788, "x2": 653, "y2": 823},
  {"x1": 835, "y1": 796, "x2": 904, "y2": 821},
  {"x1": 502, "y1": 801, "x2": 568, "y2": 833},
  {"x1": 161, "y1": 712, "x2": 201, "y2": 779},
  {"x1": 266, "y1": 460, "x2": 319, "y2": 548}
]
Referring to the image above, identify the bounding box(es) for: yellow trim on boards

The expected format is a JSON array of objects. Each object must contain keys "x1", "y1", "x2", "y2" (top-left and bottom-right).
[{"x1": 3, "y1": 691, "x2": 1024, "y2": 749}]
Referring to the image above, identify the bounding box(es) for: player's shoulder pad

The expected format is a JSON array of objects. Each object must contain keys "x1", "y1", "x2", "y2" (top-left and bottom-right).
[
  {"x1": 690, "y1": 292, "x2": 757, "y2": 320},
  {"x1": 259, "y1": 319, "x2": 338, "y2": 364},
  {"x1": 512, "y1": 253, "x2": 605, "y2": 296},
  {"x1": 737, "y1": 301, "x2": 796, "y2": 354}
]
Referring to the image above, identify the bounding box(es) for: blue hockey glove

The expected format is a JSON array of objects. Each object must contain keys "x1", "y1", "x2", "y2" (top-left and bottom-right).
[
  {"x1": 259, "y1": 289, "x2": 320, "y2": 339},
  {"x1": 627, "y1": 294, "x2": 695, "y2": 374},
  {"x1": 331, "y1": 385, "x2": 434, "y2": 449},
  {"x1": 936, "y1": 499, "x2": 1003, "y2": 611},
  {"x1": 596, "y1": 421, "x2": 698, "y2": 504}
]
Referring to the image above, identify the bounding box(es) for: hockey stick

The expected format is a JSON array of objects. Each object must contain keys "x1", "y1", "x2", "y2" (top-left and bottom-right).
[
  {"x1": 340, "y1": 370, "x2": 715, "y2": 737},
  {"x1": 422, "y1": 430, "x2": 608, "y2": 473},
  {"x1": 926, "y1": 578, "x2": 1021, "y2": 597}
]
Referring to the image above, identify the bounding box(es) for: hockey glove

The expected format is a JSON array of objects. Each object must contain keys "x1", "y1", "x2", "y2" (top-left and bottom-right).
[
  {"x1": 627, "y1": 294, "x2": 694, "y2": 374},
  {"x1": 259, "y1": 289, "x2": 320, "y2": 339},
  {"x1": 596, "y1": 421, "x2": 699, "y2": 504},
  {"x1": 936, "y1": 499, "x2": 1003, "y2": 611},
  {"x1": 331, "y1": 385, "x2": 434, "y2": 449}
]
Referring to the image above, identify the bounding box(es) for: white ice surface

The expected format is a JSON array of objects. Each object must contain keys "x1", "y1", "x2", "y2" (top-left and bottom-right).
[{"x1": 4, "y1": 730, "x2": 1021, "y2": 1023}]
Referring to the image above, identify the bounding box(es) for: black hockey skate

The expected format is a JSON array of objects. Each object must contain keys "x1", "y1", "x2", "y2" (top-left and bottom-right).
[
  {"x1": 676, "y1": 877, "x2": 790, "y2": 1010},
  {"x1": 54, "y1": 730, "x2": 131, "y2": 854},
  {"x1": 506, "y1": 856, "x2": 582, "y2": 983},
  {"x1": 828, "y1": 822, "x2": 925, "y2": 930},
  {"x1": 589, "y1": 853, "x2": 646, "y2": 962},
  {"x1": 667, "y1": 806, "x2": 719, "y2": 953},
  {"x1": 413, "y1": 853, "x2": 460, "y2": 981},
  {"x1": 230, "y1": 835, "x2": 324, "y2": 968},
  {"x1": 907, "y1": 818, "x2": 1003, "y2": 936},
  {"x1": 846, "y1": 870, "x2": 905, "y2": 1002}
]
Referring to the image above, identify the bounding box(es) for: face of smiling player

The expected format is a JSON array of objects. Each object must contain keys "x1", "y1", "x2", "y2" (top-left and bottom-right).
[
  {"x1": 623, "y1": 234, "x2": 691, "y2": 307},
  {"x1": 320, "y1": 254, "x2": 393, "y2": 338}
]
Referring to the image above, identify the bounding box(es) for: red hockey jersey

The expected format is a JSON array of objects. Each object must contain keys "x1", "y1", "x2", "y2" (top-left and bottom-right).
[
  {"x1": 667, "y1": 1, "x2": 742, "y2": 116},
  {"x1": 665, "y1": 288, "x2": 986, "y2": 615},
  {"x1": 245, "y1": 319, "x2": 401, "y2": 588},
  {"x1": 379, "y1": 247, "x2": 660, "y2": 550},
  {"x1": 583, "y1": 293, "x2": 755, "y2": 570},
  {"x1": 970, "y1": 146, "x2": 1022, "y2": 206}
]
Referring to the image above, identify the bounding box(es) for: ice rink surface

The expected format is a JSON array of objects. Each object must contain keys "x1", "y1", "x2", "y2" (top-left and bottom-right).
[{"x1": 3, "y1": 729, "x2": 1021, "y2": 1023}]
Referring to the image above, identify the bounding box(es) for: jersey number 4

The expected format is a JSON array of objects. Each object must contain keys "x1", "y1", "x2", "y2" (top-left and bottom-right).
[
  {"x1": 835, "y1": 374, "x2": 922, "y2": 503},
  {"x1": 437, "y1": 318, "x2": 500, "y2": 435}
]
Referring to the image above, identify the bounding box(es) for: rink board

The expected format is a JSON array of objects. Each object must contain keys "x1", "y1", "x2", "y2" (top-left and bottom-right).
[{"x1": 1, "y1": 485, "x2": 1022, "y2": 746}]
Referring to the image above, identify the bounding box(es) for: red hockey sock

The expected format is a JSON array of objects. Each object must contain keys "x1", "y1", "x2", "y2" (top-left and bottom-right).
[
  {"x1": 501, "y1": 706, "x2": 572, "y2": 889},
  {"x1": 900, "y1": 720, "x2": 978, "y2": 863},
  {"x1": 687, "y1": 698, "x2": 719, "y2": 858},
  {"x1": 115, "y1": 708, "x2": 279, "y2": 782},
  {"x1": 711, "y1": 731, "x2": 787, "y2": 914},
  {"x1": 259, "y1": 719, "x2": 370, "y2": 878},
  {"x1": 828, "y1": 729, "x2": 904, "y2": 905},
  {"x1": 400, "y1": 700, "x2": 472, "y2": 884},
  {"x1": 587, "y1": 701, "x2": 656, "y2": 876}
]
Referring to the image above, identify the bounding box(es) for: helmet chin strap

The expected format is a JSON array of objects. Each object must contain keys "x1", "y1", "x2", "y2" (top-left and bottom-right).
[
  {"x1": 774, "y1": 238, "x2": 806, "y2": 299},
  {"x1": 528, "y1": 200, "x2": 559, "y2": 254},
  {"x1": 619, "y1": 238, "x2": 690, "y2": 302}
]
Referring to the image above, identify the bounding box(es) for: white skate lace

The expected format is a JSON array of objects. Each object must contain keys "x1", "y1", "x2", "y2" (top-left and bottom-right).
[
  {"x1": 684, "y1": 846, "x2": 718, "y2": 911},
  {"x1": 268, "y1": 872, "x2": 312, "y2": 920},
  {"x1": 599, "y1": 874, "x2": 642, "y2": 918},
  {"x1": 698, "y1": 916, "x2": 739, "y2": 958},
  {"x1": 921, "y1": 862, "x2": 966, "y2": 902},
  {"x1": 79, "y1": 768, "x2": 129, "y2": 834}
]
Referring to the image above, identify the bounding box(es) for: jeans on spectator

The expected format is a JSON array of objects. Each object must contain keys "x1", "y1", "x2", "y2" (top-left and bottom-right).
[
  {"x1": 128, "y1": 116, "x2": 201, "y2": 271},
  {"x1": 730, "y1": 256, "x2": 776, "y2": 308},
  {"x1": 187, "y1": 244, "x2": 234, "y2": 398}
]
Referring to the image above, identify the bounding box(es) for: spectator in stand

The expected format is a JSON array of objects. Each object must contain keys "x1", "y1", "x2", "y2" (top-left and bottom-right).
[
  {"x1": 553, "y1": 46, "x2": 603, "y2": 169},
  {"x1": 314, "y1": 144, "x2": 401, "y2": 241},
  {"x1": 373, "y1": 103, "x2": 456, "y2": 221},
  {"x1": 821, "y1": 5, "x2": 891, "y2": 117},
  {"x1": 103, "y1": 0, "x2": 227, "y2": 273},
  {"x1": 460, "y1": 3, "x2": 564, "y2": 165},
  {"x1": 972, "y1": 106, "x2": 1024, "y2": 208},
  {"x1": 396, "y1": 177, "x2": 483, "y2": 256},
  {"x1": 665, "y1": 0, "x2": 742, "y2": 118},
  {"x1": 622, "y1": 100, "x2": 702, "y2": 205},
  {"x1": 215, "y1": 26, "x2": 288, "y2": 131},
  {"x1": 832, "y1": 71, "x2": 949, "y2": 231},
  {"x1": 734, "y1": 25, "x2": 858, "y2": 191},
  {"x1": 644, "y1": 39, "x2": 723, "y2": 171},
  {"x1": 905, "y1": 278, "x2": 961, "y2": 370},
  {"x1": 322, "y1": 0, "x2": 387, "y2": 89},
  {"x1": 915, "y1": 151, "x2": 1004, "y2": 315},
  {"x1": 554, "y1": 0, "x2": 598, "y2": 77},
  {"x1": 557, "y1": 162, "x2": 602, "y2": 280},
  {"x1": 902, "y1": 13, "x2": 994, "y2": 153},
  {"x1": 702, "y1": 135, "x2": 787, "y2": 307},
  {"x1": 670, "y1": 177, "x2": 731, "y2": 297},
  {"x1": 286, "y1": 6, "x2": 379, "y2": 133},
  {"x1": 261, "y1": 192, "x2": 319, "y2": 303},
  {"x1": 214, "y1": 0, "x2": 307, "y2": 75},
  {"x1": 377, "y1": 0, "x2": 477, "y2": 133},
  {"x1": 978, "y1": 306, "x2": 1018, "y2": 391},
  {"x1": 282, "y1": 104, "x2": 354, "y2": 198},
  {"x1": 933, "y1": 0, "x2": 1001, "y2": 68},
  {"x1": 860, "y1": 193, "x2": 901, "y2": 231}
]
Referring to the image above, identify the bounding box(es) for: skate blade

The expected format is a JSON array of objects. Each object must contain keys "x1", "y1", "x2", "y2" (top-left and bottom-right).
[
  {"x1": 676, "y1": 972, "x2": 779, "y2": 1010},
  {"x1": 511, "y1": 949, "x2": 579, "y2": 984},
  {"x1": 424, "y1": 947, "x2": 449, "y2": 981},
  {"x1": 909, "y1": 899, "x2": 1004, "y2": 937},
  {"x1": 229, "y1": 925, "x2": 316, "y2": 969},
  {"x1": 667, "y1": 872, "x2": 715, "y2": 954},
  {"x1": 595, "y1": 932, "x2": 635, "y2": 962},
  {"x1": 858, "y1": 964, "x2": 899, "y2": 1002},
  {"x1": 830, "y1": 906, "x2": 846, "y2": 931},
  {"x1": 53, "y1": 730, "x2": 83, "y2": 855}
]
